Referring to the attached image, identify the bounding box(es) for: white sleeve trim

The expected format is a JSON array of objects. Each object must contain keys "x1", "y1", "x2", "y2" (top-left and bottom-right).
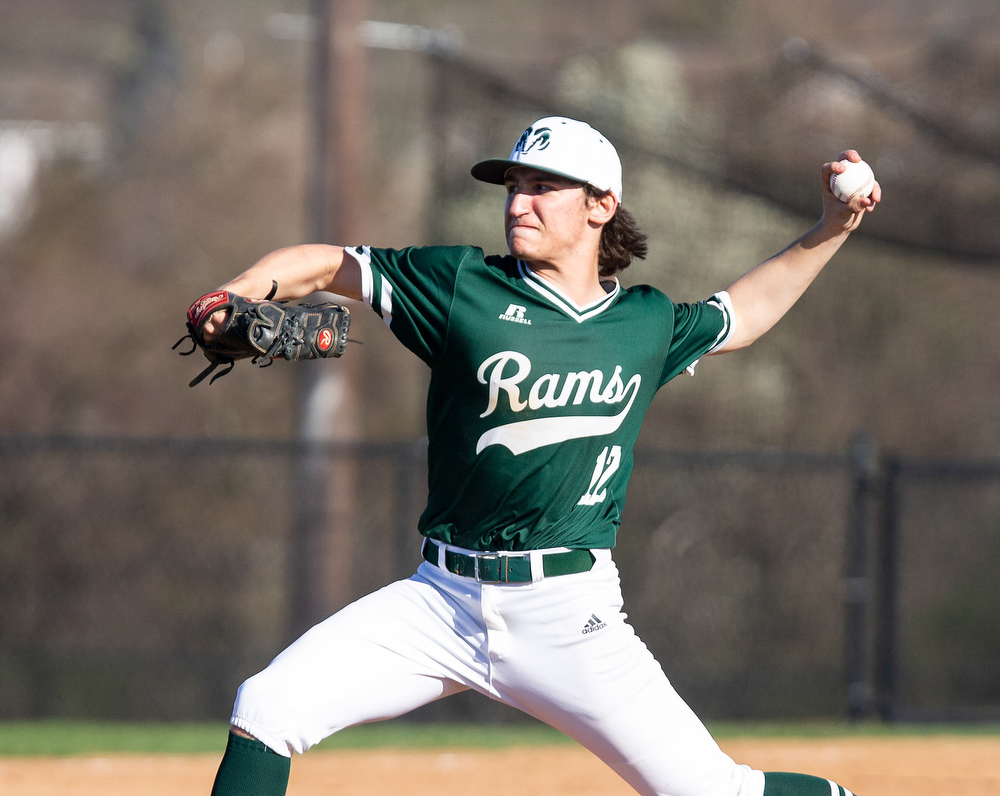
[
  {"x1": 344, "y1": 245, "x2": 373, "y2": 306},
  {"x1": 684, "y1": 290, "x2": 736, "y2": 376},
  {"x1": 380, "y1": 280, "x2": 394, "y2": 328},
  {"x1": 343, "y1": 244, "x2": 392, "y2": 327},
  {"x1": 705, "y1": 290, "x2": 736, "y2": 353}
]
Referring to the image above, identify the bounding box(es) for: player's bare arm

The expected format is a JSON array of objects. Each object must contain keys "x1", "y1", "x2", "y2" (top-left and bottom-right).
[
  {"x1": 714, "y1": 150, "x2": 881, "y2": 353},
  {"x1": 203, "y1": 244, "x2": 362, "y2": 338},
  {"x1": 217, "y1": 244, "x2": 362, "y2": 301}
]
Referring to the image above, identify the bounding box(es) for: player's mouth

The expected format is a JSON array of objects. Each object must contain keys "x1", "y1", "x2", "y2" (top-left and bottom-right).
[
  {"x1": 506, "y1": 221, "x2": 538, "y2": 235},
  {"x1": 506, "y1": 226, "x2": 538, "y2": 247}
]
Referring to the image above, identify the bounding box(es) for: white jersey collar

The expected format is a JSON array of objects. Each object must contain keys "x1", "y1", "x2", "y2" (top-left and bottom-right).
[{"x1": 516, "y1": 260, "x2": 621, "y2": 324}]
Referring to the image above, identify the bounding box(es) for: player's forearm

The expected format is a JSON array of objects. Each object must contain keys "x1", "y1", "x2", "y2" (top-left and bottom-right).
[
  {"x1": 219, "y1": 244, "x2": 362, "y2": 301},
  {"x1": 716, "y1": 150, "x2": 879, "y2": 352},
  {"x1": 721, "y1": 221, "x2": 850, "y2": 350}
]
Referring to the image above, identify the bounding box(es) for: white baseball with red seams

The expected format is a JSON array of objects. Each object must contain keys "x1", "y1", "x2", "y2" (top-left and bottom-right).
[{"x1": 829, "y1": 159, "x2": 875, "y2": 203}]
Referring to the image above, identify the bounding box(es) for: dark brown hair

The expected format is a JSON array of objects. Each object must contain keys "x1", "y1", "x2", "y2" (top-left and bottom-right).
[{"x1": 585, "y1": 184, "x2": 648, "y2": 277}]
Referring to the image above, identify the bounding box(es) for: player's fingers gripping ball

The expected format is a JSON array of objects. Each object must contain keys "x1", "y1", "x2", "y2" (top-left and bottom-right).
[
  {"x1": 829, "y1": 158, "x2": 876, "y2": 203},
  {"x1": 174, "y1": 282, "x2": 351, "y2": 386}
]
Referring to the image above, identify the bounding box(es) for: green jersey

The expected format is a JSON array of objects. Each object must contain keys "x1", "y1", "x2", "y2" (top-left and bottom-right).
[{"x1": 348, "y1": 245, "x2": 732, "y2": 552}]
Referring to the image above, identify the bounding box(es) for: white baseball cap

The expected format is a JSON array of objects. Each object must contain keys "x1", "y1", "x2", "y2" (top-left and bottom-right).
[{"x1": 471, "y1": 116, "x2": 623, "y2": 202}]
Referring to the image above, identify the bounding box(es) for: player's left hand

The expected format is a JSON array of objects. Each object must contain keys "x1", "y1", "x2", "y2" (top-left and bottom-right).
[
  {"x1": 174, "y1": 290, "x2": 352, "y2": 386},
  {"x1": 820, "y1": 150, "x2": 881, "y2": 233}
]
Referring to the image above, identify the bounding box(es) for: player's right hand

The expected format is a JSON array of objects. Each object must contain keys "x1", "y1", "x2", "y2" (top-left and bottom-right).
[
  {"x1": 201, "y1": 310, "x2": 229, "y2": 342},
  {"x1": 820, "y1": 149, "x2": 880, "y2": 233}
]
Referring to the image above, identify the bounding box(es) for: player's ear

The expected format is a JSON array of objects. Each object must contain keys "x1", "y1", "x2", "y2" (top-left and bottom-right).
[{"x1": 588, "y1": 191, "x2": 618, "y2": 225}]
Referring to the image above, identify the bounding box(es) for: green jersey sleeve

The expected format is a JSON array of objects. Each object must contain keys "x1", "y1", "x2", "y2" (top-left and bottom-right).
[
  {"x1": 659, "y1": 290, "x2": 735, "y2": 386},
  {"x1": 344, "y1": 245, "x2": 479, "y2": 365}
]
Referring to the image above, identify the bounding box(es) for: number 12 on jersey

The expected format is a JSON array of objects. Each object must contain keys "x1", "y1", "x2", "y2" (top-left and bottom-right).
[{"x1": 578, "y1": 445, "x2": 622, "y2": 506}]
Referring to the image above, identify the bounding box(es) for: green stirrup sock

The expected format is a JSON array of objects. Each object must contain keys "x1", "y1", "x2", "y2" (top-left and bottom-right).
[
  {"x1": 210, "y1": 732, "x2": 291, "y2": 796},
  {"x1": 764, "y1": 772, "x2": 856, "y2": 796}
]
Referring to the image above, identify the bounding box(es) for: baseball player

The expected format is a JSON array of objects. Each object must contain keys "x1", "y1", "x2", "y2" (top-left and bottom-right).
[{"x1": 201, "y1": 116, "x2": 879, "y2": 796}]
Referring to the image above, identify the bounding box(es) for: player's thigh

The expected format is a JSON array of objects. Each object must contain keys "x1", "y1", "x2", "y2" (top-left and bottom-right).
[
  {"x1": 232, "y1": 573, "x2": 484, "y2": 755},
  {"x1": 552, "y1": 631, "x2": 759, "y2": 796},
  {"x1": 493, "y1": 560, "x2": 761, "y2": 796}
]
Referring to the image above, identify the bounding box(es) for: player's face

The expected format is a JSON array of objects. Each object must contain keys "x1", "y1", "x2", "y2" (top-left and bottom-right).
[{"x1": 503, "y1": 167, "x2": 593, "y2": 265}]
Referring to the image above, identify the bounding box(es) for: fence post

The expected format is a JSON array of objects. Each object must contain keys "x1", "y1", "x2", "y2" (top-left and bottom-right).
[
  {"x1": 875, "y1": 456, "x2": 901, "y2": 721},
  {"x1": 845, "y1": 431, "x2": 880, "y2": 719}
]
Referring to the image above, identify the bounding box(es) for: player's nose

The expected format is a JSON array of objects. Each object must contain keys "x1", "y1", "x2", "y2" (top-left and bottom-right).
[{"x1": 506, "y1": 189, "x2": 532, "y2": 217}]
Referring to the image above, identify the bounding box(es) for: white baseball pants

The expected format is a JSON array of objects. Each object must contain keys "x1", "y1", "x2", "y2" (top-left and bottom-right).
[{"x1": 230, "y1": 547, "x2": 765, "y2": 796}]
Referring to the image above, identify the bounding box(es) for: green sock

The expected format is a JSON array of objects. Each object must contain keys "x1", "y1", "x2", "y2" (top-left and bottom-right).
[
  {"x1": 210, "y1": 732, "x2": 291, "y2": 796},
  {"x1": 765, "y1": 771, "x2": 856, "y2": 796}
]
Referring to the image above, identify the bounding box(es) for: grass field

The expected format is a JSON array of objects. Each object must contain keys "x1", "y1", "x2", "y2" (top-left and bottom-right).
[
  {"x1": 3, "y1": 721, "x2": 1000, "y2": 796},
  {"x1": 0, "y1": 720, "x2": 571, "y2": 756},
  {"x1": 1, "y1": 718, "x2": 998, "y2": 756}
]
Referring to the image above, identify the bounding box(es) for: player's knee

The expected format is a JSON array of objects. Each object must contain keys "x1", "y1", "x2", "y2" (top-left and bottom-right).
[
  {"x1": 233, "y1": 668, "x2": 286, "y2": 721},
  {"x1": 231, "y1": 669, "x2": 303, "y2": 754}
]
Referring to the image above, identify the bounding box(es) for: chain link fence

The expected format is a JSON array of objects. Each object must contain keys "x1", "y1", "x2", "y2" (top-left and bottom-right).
[
  {"x1": 2, "y1": 432, "x2": 996, "y2": 723},
  {"x1": 879, "y1": 456, "x2": 1000, "y2": 721}
]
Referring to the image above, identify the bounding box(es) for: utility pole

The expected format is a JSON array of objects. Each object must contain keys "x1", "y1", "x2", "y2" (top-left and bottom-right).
[
  {"x1": 277, "y1": 8, "x2": 460, "y2": 638},
  {"x1": 289, "y1": 0, "x2": 367, "y2": 638}
]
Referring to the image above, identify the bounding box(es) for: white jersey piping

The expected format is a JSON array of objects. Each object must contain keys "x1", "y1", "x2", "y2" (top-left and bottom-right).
[{"x1": 516, "y1": 260, "x2": 620, "y2": 323}]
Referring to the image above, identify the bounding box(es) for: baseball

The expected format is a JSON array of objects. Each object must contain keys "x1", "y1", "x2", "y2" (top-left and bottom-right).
[{"x1": 829, "y1": 158, "x2": 875, "y2": 203}]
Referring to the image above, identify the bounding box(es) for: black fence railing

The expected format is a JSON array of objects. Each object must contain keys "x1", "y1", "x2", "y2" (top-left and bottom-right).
[
  {"x1": 877, "y1": 454, "x2": 1000, "y2": 722},
  {"x1": 0, "y1": 432, "x2": 997, "y2": 723}
]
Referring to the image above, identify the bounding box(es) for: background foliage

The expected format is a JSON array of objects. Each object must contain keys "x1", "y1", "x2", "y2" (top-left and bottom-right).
[{"x1": 1, "y1": 0, "x2": 998, "y2": 723}]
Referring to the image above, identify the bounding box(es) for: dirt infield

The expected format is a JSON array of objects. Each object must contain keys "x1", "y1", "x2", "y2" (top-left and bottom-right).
[{"x1": 2, "y1": 736, "x2": 999, "y2": 796}]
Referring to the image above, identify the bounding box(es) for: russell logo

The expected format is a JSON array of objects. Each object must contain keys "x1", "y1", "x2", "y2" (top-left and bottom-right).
[
  {"x1": 499, "y1": 304, "x2": 531, "y2": 325},
  {"x1": 317, "y1": 328, "x2": 334, "y2": 351}
]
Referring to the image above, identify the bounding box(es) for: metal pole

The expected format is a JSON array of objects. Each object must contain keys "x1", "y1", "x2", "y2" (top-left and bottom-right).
[
  {"x1": 875, "y1": 456, "x2": 902, "y2": 720},
  {"x1": 426, "y1": 51, "x2": 451, "y2": 245},
  {"x1": 844, "y1": 430, "x2": 879, "y2": 719}
]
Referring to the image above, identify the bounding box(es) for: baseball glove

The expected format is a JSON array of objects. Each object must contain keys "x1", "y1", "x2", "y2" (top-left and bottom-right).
[{"x1": 174, "y1": 282, "x2": 352, "y2": 386}]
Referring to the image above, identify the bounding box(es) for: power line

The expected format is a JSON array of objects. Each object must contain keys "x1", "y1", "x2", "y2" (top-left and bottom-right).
[{"x1": 783, "y1": 37, "x2": 1000, "y2": 169}]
